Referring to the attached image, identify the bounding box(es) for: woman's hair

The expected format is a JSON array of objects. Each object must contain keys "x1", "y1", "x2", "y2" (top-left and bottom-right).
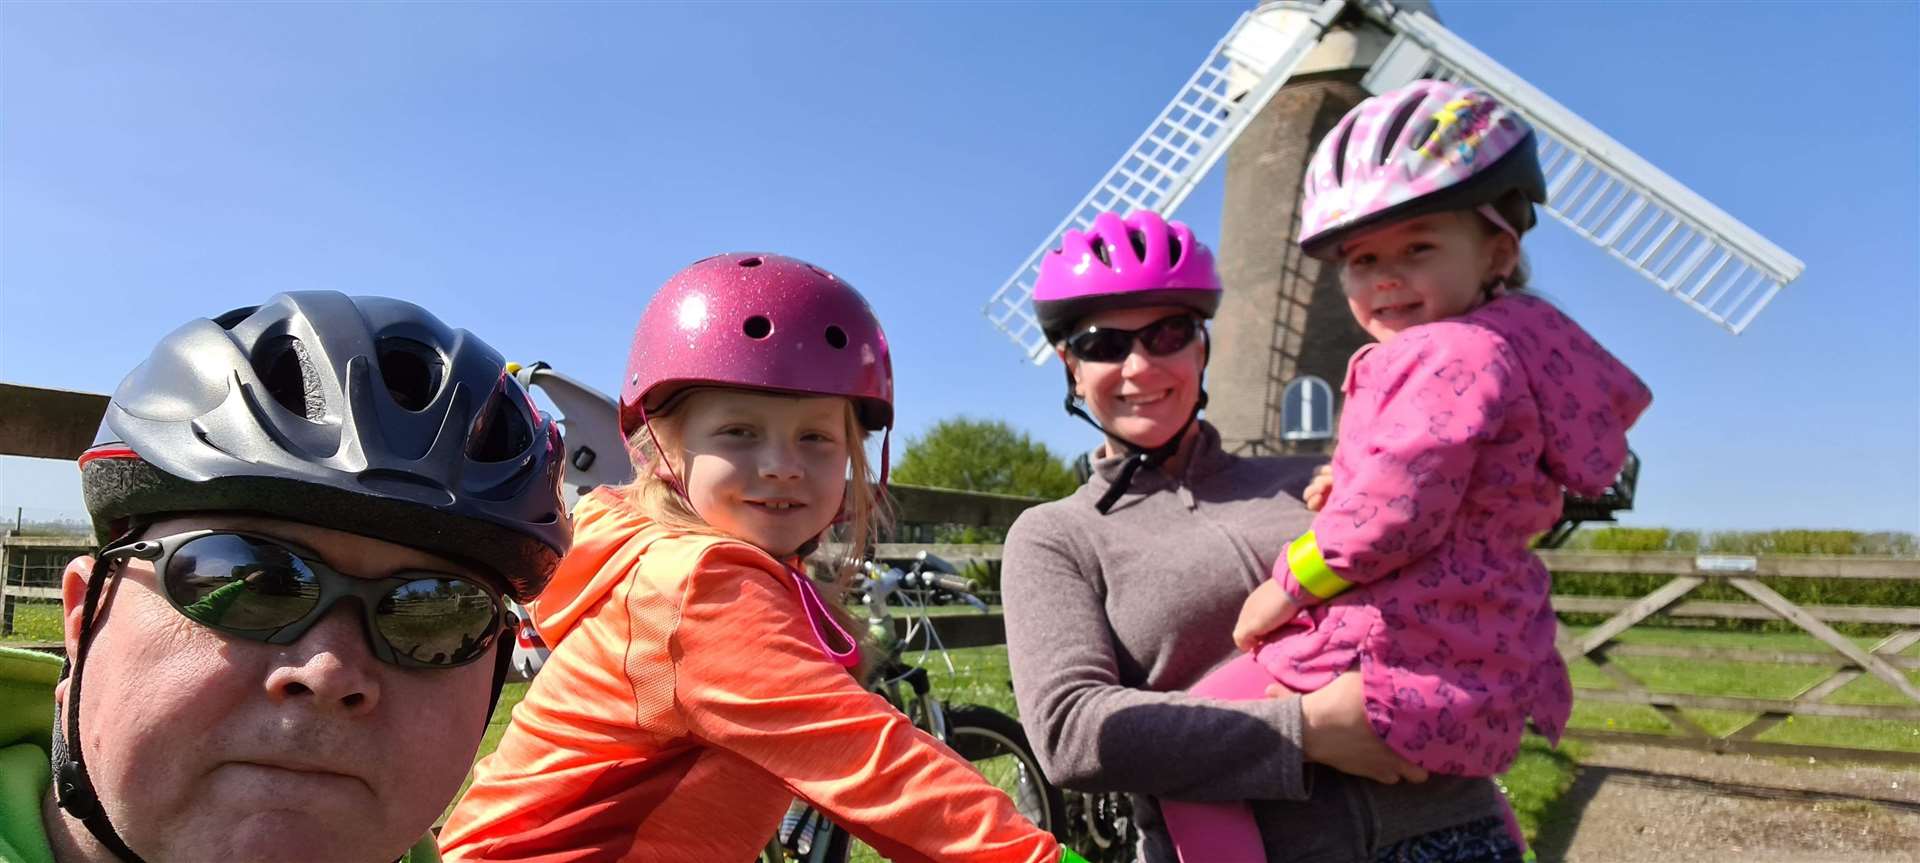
[{"x1": 619, "y1": 388, "x2": 889, "y2": 677}]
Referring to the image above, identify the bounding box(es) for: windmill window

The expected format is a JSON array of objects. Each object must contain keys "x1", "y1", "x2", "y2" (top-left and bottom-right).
[{"x1": 1281, "y1": 375, "x2": 1334, "y2": 441}]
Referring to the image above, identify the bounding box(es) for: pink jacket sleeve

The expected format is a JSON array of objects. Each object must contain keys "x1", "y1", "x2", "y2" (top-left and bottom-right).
[{"x1": 1275, "y1": 325, "x2": 1516, "y2": 605}]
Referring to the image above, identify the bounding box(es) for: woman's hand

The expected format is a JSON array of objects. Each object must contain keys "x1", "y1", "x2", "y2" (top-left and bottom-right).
[
  {"x1": 1300, "y1": 672, "x2": 1429, "y2": 786},
  {"x1": 1303, "y1": 464, "x2": 1334, "y2": 513}
]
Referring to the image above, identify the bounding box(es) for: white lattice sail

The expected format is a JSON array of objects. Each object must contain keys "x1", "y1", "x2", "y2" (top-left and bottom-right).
[
  {"x1": 983, "y1": 0, "x2": 1804, "y2": 362},
  {"x1": 983, "y1": 1, "x2": 1350, "y2": 364},
  {"x1": 1362, "y1": 5, "x2": 1804, "y2": 334}
]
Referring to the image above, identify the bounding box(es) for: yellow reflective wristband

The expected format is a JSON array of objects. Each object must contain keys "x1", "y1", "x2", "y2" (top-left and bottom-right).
[{"x1": 1287, "y1": 531, "x2": 1352, "y2": 600}]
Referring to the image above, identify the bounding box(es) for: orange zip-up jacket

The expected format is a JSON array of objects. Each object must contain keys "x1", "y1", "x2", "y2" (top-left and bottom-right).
[{"x1": 439, "y1": 488, "x2": 1061, "y2": 863}]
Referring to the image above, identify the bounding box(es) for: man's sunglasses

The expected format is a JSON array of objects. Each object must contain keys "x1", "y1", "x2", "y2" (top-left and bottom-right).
[
  {"x1": 1062, "y1": 314, "x2": 1204, "y2": 363},
  {"x1": 97, "y1": 530, "x2": 508, "y2": 668}
]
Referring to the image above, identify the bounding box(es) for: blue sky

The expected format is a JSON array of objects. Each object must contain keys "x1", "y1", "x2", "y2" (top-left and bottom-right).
[{"x1": 2, "y1": 2, "x2": 1915, "y2": 533}]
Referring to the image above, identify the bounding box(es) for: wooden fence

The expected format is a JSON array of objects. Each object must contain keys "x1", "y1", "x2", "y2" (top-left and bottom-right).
[
  {"x1": 5, "y1": 382, "x2": 1916, "y2": 764},
  {"x1": 0, "y1": 533, "x2": 90, "y2": 636},
  {"x1": 860, "y1": 542, "x2": 1920, "y2": 766}
]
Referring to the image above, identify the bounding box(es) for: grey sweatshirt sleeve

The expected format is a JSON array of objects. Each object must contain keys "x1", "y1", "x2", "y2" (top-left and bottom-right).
[{"x1": 1002, "y1": 507, "x2": 1308, "y2": 803}]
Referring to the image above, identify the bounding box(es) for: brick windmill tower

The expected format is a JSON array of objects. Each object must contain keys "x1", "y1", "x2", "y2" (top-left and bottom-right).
[
  {"x1": 983, "y1": 0, "x2": 1803, "y2": 526},
  {"x1": 1206, "y1": 2, "x2": 1441, "y2": 457}
]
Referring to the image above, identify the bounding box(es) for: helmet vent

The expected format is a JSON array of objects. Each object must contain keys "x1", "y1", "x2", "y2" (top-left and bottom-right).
[
  {"x1": 467, "y1": 381, "x2": 533, "y2": 464},
  {"x1": 743, "y1": 315, "x2": 774, "y2": 339},
  {"x1": 739, "y1": 256, "x2": 764, "y2": 268},
  {"x1": 1127, "y1": 229, "x2": 1148, "y2": 262},
  {"x1": 1090, "y1": 236, "x2": 1113, "y2": 267},
  {"x1": 258, "y1": 335, "x2": 325, "y2": 421},
  {"x1": 1379, "y1": 92, "x2": 1428, "y2": 166},
  {"x1": 824, "y1": 325, "x2": 848, "y2": 350},
  {"x1": 1408, "y1": 115, "x2": 1441, "y2": 156},
  {"x1": 212, "y1": 305, "x2": 257, "y2": 330},
  {"x1": 1168, "y1": 233, "x2": 1184, "y2": 266},
  {"x1": 377, "y1": 338, "x2": 444, "y2": 412},
  {"x1": 1330, "y1": 119, "x2": 1357, "y2": 185}
]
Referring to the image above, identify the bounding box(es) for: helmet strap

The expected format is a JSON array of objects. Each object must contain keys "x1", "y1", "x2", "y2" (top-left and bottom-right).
[
  {"x1": 52, "y1": 536, "x2": 511, "y2": 863},
  {"x1": 636, "y1": 403, "x2": 693, "y2": 508},
  {"x1": 1059, "y1": 332, "x2": 1210, "y2": 515},
  {"x1": 52, "y1": 536, "x2": 151, "y2": 863},
  {"x1": 1475, "y1": 202, "x2": 1520, "y2": 242}
]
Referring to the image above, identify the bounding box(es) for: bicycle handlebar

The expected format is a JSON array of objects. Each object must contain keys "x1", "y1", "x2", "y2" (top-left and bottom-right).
[
  {"x1": 925, "y1": 572, "x2": 976, "y2": 595},
  {"x1": 914, "y1": 550, "x2": 960, "y2": 576},
  {"x1": 858, "y1": 560, "x2": 986, "y2": 621}
]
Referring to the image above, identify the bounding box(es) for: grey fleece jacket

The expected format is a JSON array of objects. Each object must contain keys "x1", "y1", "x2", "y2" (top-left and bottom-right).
[{"x1": 1003, "y1": 423, "x2": 1506, "y2": 862}]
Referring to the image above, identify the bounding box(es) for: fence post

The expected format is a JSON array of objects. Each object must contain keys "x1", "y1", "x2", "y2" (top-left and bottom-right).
[{"x1": 1, "y1": 534, "x2": 12, "y2": 636}]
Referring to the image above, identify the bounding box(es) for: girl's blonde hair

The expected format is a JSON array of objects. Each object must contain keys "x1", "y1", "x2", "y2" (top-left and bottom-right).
[{"x1": 619, "y1": 388, "x2": 890, "y2": 676}]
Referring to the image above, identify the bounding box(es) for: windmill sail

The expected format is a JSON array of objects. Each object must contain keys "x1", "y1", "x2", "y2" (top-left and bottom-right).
[
  {"x1": 985, "y1": 0, "x2": 1804, "y2": 362},
  {"x1": 983, "y1": 0, "x2": 1350, "y2": 364},
  {"x1": 1363, "y1": 6, "x2": 1803, "y2": 334}
]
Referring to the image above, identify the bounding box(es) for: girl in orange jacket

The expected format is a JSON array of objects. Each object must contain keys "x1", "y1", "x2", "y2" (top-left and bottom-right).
[{"x1": 440, "y1": 253, "x2": 1072, "y2": 863}]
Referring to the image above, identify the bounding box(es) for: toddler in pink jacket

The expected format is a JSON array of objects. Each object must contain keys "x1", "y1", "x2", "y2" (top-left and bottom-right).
[
  {"x1": 1165, "y1": 81, "x2": 1651, "y2": 863},
  {"x1": 1237, "y1": 290, "x2": 1647, "y2": 775}
]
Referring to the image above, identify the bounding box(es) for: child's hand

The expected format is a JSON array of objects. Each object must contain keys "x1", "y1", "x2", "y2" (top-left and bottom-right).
[
  {"x1": 1304, "y1": 464, "x2": 1333, "y2": 512},
  {"x1": 1233, "y1": 579, "x2": 1299, "y2": 653}
]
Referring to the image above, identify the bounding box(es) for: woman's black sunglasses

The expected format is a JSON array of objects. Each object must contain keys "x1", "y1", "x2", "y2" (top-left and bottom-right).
[
  {"x1": 97, "y1": 530, "x2": 508, "y2": 668},
  {"x1": 1062, "y1": 314, "x2": 1204, "y2": 363}
]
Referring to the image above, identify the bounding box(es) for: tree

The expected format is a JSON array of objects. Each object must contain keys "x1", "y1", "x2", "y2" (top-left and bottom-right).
[{"x1": 891, "y1": 417, "x2": 1079, "y2": 501}]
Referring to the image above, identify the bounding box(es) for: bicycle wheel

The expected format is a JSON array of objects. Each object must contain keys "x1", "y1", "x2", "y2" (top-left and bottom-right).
[
  {"x1": 942, "y1": 705, "x2": 1068, "y2": 840},
  {"x1": 771, "y1": 706, "x2": 1067, "y2": 863}
]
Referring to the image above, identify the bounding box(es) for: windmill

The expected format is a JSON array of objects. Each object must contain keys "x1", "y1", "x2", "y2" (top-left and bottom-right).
[{"x1": 981, "y1": 0, "x2": 1802, "y2": 538}]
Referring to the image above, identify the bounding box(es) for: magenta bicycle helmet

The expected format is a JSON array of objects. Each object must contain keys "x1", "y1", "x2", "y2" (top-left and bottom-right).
[
  {"x1": 1032, "y1": 210, "x2": 1221, "y2": 342},
  {"x1": 1299, "y1": 80, "x2": 1546, "y2": 260},
  {"x1": 1032, "y1": 211, "x2": 1224, "y2": 514},
  {"x1": 620, "y1": 253, "x2": 892, "y2": 437}
]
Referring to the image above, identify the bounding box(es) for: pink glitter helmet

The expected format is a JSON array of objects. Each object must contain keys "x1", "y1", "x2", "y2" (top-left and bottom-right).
[
  {"x1": 1031, "y1": 210, "x2": 1221, "y2": 342},
  {"x1": 1299, "y1": 80, "x2": 1546, "y2": 260},
  {"x1": 619, "y1": 253, "x2": 893, "y2": 437}
]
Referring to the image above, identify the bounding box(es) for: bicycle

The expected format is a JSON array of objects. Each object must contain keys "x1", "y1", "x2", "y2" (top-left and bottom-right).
[
  {"x1": 762, "y1": 551, "x2": 1065, "y2": 863},
  {"x1": 1058, "y1": 789, "x2": 1137, "y2": 863}
]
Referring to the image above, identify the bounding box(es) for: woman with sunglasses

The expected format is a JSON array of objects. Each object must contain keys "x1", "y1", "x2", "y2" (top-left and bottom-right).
[
  {"x1": 0, "y1": 291, "x2": 569, "y2": 863},
  {"x1": 1001, "y1": 212, "x2": 1514, "y2": 862}
]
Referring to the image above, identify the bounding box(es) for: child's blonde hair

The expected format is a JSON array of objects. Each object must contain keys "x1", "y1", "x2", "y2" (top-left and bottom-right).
[{"x1": 619, "y1": 388, "x2": 890, "y2": 676}]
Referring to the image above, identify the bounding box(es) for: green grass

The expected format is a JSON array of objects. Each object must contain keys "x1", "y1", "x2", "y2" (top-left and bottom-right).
[
  {"x1": 1501, "y1": 735, "x2": 1586, "y2": 841},
  {"x1": 481, "y1": 681, "x2": 531, "y2": 759},
  {"x1": 899, "y1": 644, "x2": 1020, "y2": 716},
  {"x1": 1, "y1": 600, "x2": 65, "y2": 643},
  {"x1": 1558, "y1": 626, "x2": 1920, "y2": 754},
  {"x1": 444, "y1": 680, "x2": 531, "y2": 823}
]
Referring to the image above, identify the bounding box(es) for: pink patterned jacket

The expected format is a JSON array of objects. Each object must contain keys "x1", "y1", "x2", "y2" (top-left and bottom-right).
[{"x1": 1255, "y1": 293, "x2": 1651, "y2": 775}]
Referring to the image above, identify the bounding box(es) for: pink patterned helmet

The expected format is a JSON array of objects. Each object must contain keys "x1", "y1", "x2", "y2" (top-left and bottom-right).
[
  {"x1": 1298, "y1": 80, "x2": 1546, "y2": 260},
  {"x1": 1032, "y1": 211, "x2": 1221, "y2": 341},
  {"x1": 619, "y1": 253, "x2": 892, "y2": 437}
]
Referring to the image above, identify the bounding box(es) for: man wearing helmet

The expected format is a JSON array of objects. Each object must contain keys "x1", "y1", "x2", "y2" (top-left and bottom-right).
[{"x1": 0, "y1": 292, "x2": 571, "y2": 863}]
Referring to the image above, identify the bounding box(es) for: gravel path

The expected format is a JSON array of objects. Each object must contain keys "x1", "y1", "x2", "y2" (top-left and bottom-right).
[{"x1": 1533, "y1": 744, "x2": 1920, "y2": 862}]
